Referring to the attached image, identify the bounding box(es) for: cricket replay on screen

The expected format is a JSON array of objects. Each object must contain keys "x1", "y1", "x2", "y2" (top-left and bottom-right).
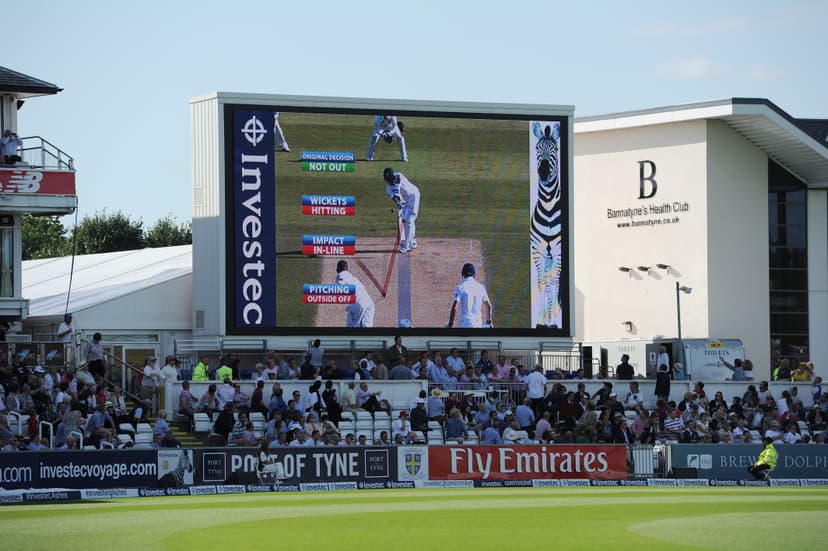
[{"x1": 224, "y1": 101, "x2": 571, "y2": 337}]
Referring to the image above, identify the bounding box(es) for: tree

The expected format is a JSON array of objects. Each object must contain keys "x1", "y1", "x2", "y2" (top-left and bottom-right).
[
  {"x1": 72, "y1": 210, "x2": 144, "y2": 254},
  {"x1": 144, "y1": 214, "x2": 192, "y2": 247},
  {"x1": 21, "y1": 215, "x2": 70, "y2": 260}
]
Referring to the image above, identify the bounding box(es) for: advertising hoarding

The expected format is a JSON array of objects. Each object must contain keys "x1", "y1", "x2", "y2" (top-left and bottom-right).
[{"x1": 428, "y1": 444, "x2": 627, "y2": 481}]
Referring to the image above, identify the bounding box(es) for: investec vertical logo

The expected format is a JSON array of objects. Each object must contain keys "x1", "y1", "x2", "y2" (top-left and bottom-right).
[
  {"x1": 242, "y1": 115, "x2": 267, "y2": 146},
  {"x1": 234, "y1": 110, "x2": 276, "y2": 328}
]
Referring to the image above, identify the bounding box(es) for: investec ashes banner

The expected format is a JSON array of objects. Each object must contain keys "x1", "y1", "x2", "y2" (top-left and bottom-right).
[
  {"x1": 671, "y1": 444, "x2": 828, "y2": 480},
  {"x1": 428, "y1": 445, "x2": 627, "y2": 481},
  {"x1": 232, "y1": 109, "x2": 276, "y2": 329},
  {"x1": 0, "y1": 449, "x2": 158, "y2": 490},
  {"x1": 193, "y1": 446, "x2": 399, "y2": 485}
]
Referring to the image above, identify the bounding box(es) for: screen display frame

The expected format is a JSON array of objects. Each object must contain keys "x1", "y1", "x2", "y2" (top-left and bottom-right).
[{"x1": 222, "y1": 101, "x2": 571, "y2": 337}]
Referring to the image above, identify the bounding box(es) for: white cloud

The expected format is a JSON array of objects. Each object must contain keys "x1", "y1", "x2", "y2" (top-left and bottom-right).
[
  {"x1": 632, "y1": 3, "x2": 826, "y2": 40},
  {"x1": 633, "y1": 16, "x2": 755, "y2": 39},
  {"x1": 657, "y1": 57, "x2": 718, "y2": 81},
  {"x1": 749, "y1": 65, "x2": 781, "y2": 82}
]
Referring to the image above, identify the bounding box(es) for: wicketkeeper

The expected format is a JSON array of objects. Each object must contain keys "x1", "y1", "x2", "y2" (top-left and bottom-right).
[{"x1": 367, "y1": 115, "x2": 407, "y2": 162}]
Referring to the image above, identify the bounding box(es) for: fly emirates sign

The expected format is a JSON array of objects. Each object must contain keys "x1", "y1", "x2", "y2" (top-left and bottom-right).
[{"x1": 429, "y1": 445, "x2": 627, "y2": 481}]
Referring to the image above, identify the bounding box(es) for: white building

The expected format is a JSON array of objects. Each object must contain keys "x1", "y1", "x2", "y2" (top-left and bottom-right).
[
  {"x1": 21, "y1": 245, "x2": 193, "y2": 366},
  {"x1": 574, "y1": 98, "x2": 828, "y2": 379}
]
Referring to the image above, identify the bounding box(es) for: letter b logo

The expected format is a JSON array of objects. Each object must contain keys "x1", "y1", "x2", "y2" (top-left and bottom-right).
[{"x1": 638, "y1": 160, "x2": 657, "y2": 199}]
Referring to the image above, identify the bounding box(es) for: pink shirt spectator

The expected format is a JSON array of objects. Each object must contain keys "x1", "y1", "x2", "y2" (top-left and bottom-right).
[
  {"x1": 493, "y1": 363, "x2": 511, "y2": 382},
  {"x1": 535, "y1": 417, "x2": 553, "y2": 440},
  {"x1": 355, "y1": 388, "x2": 371, "y2": 408}
]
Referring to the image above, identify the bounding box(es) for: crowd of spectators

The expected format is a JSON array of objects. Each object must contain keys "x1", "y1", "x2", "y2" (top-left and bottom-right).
[
  {"x1": 3, "y1": 335, "x2": 825, "y2": 454},
  {"x1": 185, "y1": 346, "x2": 826, "y2": 453},
  {"x1": 0, "y1": 341, "x2": 189, "y2": 452}
]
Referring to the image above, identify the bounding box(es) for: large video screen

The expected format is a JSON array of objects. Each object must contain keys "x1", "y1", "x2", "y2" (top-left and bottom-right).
[{"x1": 225, "y1": 104, "x2": 569, "y2": 336}]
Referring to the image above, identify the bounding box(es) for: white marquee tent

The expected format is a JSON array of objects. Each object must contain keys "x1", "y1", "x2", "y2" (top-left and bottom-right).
[{"x1": 20, "y1": 245, "x2": 193, "y2": 347}]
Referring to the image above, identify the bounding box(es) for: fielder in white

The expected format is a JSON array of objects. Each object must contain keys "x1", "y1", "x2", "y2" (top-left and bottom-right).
[
  {"x1": 447, "y1": 263, "x2": 493, "y2": 328},
  {"x1": 273, "y1": 112, "x2": 290, "y2": 152},
  {"x1": 383, "y1": 167, "x2": 420, "y2": 254},
  {"x1": 367, "y1": 115, "x2": 407, "y2": 162},
  {"x1": 335, "y1": 260, "x2": 375, "y2": 327}
]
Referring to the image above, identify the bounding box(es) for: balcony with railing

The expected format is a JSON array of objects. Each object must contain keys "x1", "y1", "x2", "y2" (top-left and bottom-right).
[
  {"x1": 0, "y1": 135, "x2": 76, "y2": 214},
  {"x1": 18, "y1": 135, "x2": 75, "y2": 170}
]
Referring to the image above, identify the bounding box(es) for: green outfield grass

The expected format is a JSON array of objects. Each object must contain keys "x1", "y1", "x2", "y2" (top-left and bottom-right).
[
  {"x1": 3, "y1": 487, "x2": 827, "y2": 550},
  {"x1": 275, "y1": 112, "x2": 531, "y2": 328}
]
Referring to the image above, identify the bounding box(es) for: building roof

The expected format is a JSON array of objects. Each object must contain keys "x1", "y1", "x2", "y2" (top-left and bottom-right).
[
  {"x1": 22, "y1": 245, "x2": 192, "y2": 318},
  {"x1": 796, "y1": 118, "x2": 828, "y2": 145},
  {"x1": 575, "y1": 98, "x2": 828, "y2": 187},
  {"x1": 0, "y1": 66, "x2": 62, "y2": 98}
]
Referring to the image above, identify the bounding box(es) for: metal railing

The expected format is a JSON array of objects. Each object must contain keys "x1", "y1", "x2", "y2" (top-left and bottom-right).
[
  {"x1": 39, "y1": 420, "x2": 54, "y2": 448},
  {"x1": 174, "y1": 338, "x2": 221, "y2": 357},
  {"x1": 68, "y1": 430, "x2": 84, "y2": 449},
  {"x1": 7, "y1": 410, "x2": 23, "y2": 435},
  {"x1": 75, "y1": 339, "x2": 155, "y2": 414},
  {"x1": 18, "y1": 135, "x2": 74, "y2": 170},
  {"x1": 632, "y1": 444, "x2": 661, "y2": 477},
  {"x1": 100, "y1": 346, "x2": 154, "y2": 412}
]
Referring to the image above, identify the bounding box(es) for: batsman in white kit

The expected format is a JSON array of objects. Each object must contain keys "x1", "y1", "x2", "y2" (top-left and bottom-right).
[
  {"x1": 447, "y1": 263, "x2": 493, "y2": 328},
  {"x1": 366, "y1": 115, "x2": 407, "y2": 162},
  {"x1": 273, "y1": 112, "x2": 290, "y2": 152},
  {"x1": 335, "y1": 260, "x2": 375, "y2": 327},
  {"x1": 383, "y1": 167, "x2": 420, "y2": 254}
]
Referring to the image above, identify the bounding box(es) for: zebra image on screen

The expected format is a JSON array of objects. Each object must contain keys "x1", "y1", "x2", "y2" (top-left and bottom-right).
[
  {"x1": 529, "y1": 121, "x2": 562, "y2": 328},
  {"x1": 156, "y1": 450, "x2": 193, "y2": 488}
]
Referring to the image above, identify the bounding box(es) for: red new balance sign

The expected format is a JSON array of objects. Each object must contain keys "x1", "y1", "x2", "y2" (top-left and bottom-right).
[
  {"x1": 0, "y1": 169, "x2": 76, "y2": 195},
  {"x1": 429, "y1": 445, "x2": 627, "y2": 480}
]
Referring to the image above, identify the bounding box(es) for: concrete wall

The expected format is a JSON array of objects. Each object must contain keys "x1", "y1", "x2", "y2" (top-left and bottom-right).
[
  {"x1": 808, "y1": 190, "x2": 828, "y2": 379},
  {"x1": 574, "y1": 121, "x2": 709, "y2": 342},
  {"x1": 190, "y1": 95, "x2": 225, "y2": 337},
  {"x1": 705, "y1": 120, "x2": 770, "y2": 371}
]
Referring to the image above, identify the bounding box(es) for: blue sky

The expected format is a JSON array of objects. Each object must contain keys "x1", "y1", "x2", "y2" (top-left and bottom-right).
[{"x1": 6, "y1": 0, "x2": 826, "y2": 228}]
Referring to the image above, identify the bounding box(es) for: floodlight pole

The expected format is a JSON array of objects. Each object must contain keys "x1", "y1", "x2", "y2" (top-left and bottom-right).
[
  {"x1": 675, "y1": 282, "x2": 691, "y2": 341},
  {"x1": 676, "y1": 281, "x2": 683, "y2": 341}
]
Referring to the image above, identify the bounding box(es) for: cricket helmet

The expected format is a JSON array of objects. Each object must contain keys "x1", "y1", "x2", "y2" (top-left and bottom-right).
[{"x1": 383, "y1": 167, "x2": 395, "y2": 183}]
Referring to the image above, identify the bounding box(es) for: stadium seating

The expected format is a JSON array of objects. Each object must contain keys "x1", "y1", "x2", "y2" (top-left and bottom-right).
[
  {"x1": 374, "y1": 412, "x2": 391, "y2": 432},
  {"x1": 250, "y1": 412, "x2": 266, "y2": 438},
  {"x1": 193, "y1": 413, "x2": 212, "y2": 433}
]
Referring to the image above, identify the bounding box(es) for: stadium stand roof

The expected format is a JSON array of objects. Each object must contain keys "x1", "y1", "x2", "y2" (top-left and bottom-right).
[{"x1": 22, "y1": 245, "x2": 192, "y2": 318}]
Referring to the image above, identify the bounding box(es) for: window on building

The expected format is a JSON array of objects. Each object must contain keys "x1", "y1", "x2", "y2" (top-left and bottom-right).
[
  {"x1": 768, "y1": 160, "x2": 808, "y2": 370},
  {"x1": 0, "y1": 225, "x2": 13, "y2": 297}
]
